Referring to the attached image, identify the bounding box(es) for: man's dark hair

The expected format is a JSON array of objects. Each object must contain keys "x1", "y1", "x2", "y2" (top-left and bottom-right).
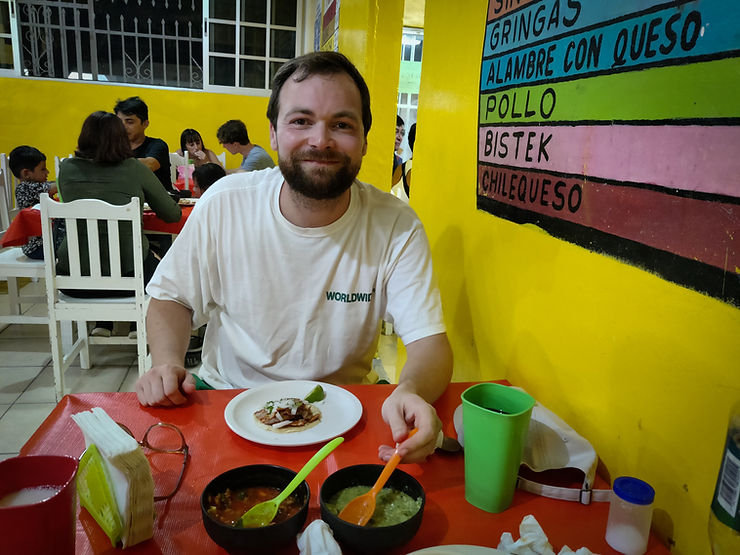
[
  {"x1": 9, "y1": 145, "x2": 46, "y2": 179},
  {"x1": 408, "y1": 123, "x2": 416, "y2": 153},
  {"x1": 266, "y1": 51, "x2": 372, "y2": 137},
  {"x1": 396, "y1": 114, "x2": 404, "y2": 128},
  {"x1": 75, "y1": 111, "x2": 134, "y2": 163},
  {"x1": 193, "y1": 163, "x2": 226, "y2": 193},
  {"x1": 216, "y1": 120, "x2": 250, "y2": 145},
  {"x1": 113, "y1": 96, "x2": 149, "y2": 122},
  {"x1": 180, "y1": 128, "x2": 205, "y2": 153}
]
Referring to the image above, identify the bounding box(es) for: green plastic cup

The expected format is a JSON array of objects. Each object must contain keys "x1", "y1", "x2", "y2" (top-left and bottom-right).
[{"x1": 461, "y1": 383, "x2": 535, "y2": 513}]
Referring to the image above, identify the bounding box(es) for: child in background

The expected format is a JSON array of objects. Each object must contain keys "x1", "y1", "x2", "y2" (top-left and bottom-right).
[
  {"x1": 9, "y1": 145, "x2": 58, "y2": 259},
  {"x1": 191, "y1": 163, "x2": 226, "y2": 198}
]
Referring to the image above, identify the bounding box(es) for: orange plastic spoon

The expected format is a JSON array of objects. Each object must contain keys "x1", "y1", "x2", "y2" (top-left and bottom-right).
[{"x1": 338, "y1": 428, "x2": 418, "y2": 526}]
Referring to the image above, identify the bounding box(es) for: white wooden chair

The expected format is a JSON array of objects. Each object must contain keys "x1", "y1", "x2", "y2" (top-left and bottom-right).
[
  {"x1": 53, "y1": 154, "x2": 73, "y2": 180},
  {"x1": 169, "y1": 152, "x2": 191, "y2": 190},
  {"x1": 0, "y1": 153, "x2": 16, "y2": 232},
  {"x1": 0, "y1": 155, "x2": 46, "y2": 329},
  {"x1": 0, "y1": 247, "x2": 47, "y2": 329},
  {"x1": 216, "y1": 151, "x2": 226, "y2": 167},
  {"x1": 40, "y1": 193, "x2": 149, "y2": 400}
]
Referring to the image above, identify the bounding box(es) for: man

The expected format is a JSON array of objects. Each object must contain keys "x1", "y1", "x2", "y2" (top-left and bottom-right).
[
  {"x1": 216, "y1": 119, "x2": 275, "y2": 173},
  {"x1": 136, "y1": 51, "x2": 453, "y2": 463},
  {"x1": 114, "y1": 96, "x2": 173, "y2": 192}
]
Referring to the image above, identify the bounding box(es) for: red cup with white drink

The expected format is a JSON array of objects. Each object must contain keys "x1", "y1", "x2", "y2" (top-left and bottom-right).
[{"x1": 0, "y1": 455, "x2": 79, "y2": 554}]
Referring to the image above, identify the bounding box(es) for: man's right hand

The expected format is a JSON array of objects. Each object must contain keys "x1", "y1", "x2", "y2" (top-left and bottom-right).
[{"x1": 136, "y1": 364, "x2": 196, "y2": 406}]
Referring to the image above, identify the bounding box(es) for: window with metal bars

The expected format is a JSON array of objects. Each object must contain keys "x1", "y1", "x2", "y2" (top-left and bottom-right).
[{"x1": 3, "y1": 0, "x2": 300, "y2": 92}]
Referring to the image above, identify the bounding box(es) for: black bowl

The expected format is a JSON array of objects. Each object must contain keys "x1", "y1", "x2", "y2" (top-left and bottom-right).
[
  {"x1": 320, "y1": 464, "x2": 425, "y2": 554},
  {"x1": 201, "y1": 464, "x2": 309, "y2": 554}
]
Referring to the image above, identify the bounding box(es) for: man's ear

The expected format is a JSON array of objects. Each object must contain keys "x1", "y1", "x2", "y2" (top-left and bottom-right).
[
  {"x1": 19, "y1": 168, "x2": 32, "y2": 180},
  {"x1": 269, "y1": 122, "x2": 278, "y2": 152},
  {"x1": 142, "y1": 119, "x2": 150, "y2": 130}
]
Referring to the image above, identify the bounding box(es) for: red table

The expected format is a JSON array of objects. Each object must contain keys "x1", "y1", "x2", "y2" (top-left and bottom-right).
[
  {"x1": 0, "y1": 206, "x2": 193, "y2": 248},
  {"x1": 20, "y1": 383, "x2": 670, "y2": 554}
]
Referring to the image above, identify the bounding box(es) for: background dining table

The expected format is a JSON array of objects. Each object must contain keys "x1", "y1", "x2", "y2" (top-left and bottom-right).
[
  {"x1": 20, "y1": 382, "x2": 671, "y2": 554},
  {"x1": 0, "y1": 204, "x2": 193, "y2": 248}
]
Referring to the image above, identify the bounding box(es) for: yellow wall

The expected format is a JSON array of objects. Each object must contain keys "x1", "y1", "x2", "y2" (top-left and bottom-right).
[
  {"x1": 338, "y1": 0, "x2": 404, "y2": 192},
  {"x1": 413, "y1": 2, "x2": 740, "y2": 554},
  {"x1": 0, "y1": 78, "x2": 274, "y2": 178}
]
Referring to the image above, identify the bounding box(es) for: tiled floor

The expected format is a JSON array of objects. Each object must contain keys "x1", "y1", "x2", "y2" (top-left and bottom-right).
[
  {"x1": 0, "y1": 280, "x2": 145, "y2": 461},
  {"x1": 0, "y1": 280, "x2": 399, "y2": 461}
]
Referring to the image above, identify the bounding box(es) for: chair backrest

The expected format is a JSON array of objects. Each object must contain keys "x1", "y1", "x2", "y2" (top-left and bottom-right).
[
  {"x1": 39, "y1": 193, "x2": 145, "y2": 302},
  {"x1": 0, "y1": 170, "x2": 11, "y2": 233},
  {"x1": 54, "y1": 154, "x2": 73, "y2": 180},
  {"x1": 217, "y1": 151, "x2": 226, "y2": 166},
  {"x1": 169, "y1": 152, "x2": 185, "y2": 184},
  {"x1": 0, "y1": 153, "x2": 15, "y2": 231}
]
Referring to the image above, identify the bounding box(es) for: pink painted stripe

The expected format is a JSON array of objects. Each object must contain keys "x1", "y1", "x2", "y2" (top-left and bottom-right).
[{"x1": 478, "y1": 125, "x2": 740, "y2": 197}]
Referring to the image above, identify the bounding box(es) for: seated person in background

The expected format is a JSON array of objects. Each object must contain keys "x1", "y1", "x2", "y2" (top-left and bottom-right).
[
  {"x1": 391, "y1": 114, "x2": 405, "y2": 185},
  {"x1": 136, "y1": 51, "x2": 453, "y2": 464},
  {"x1": 191, "y1": 163, "x2": 226, "y2": 198},
  {"x1": 176, "y1": 128, "x2": 223, "y2": 167},
  {"x1": 8, "y1": 145, "x2": 58, "y2": 259},
  {"x1": 114, "y1": 96, "x2": 174, "y2": 192},
  {"x1": 216, "y1": 119, "x2": 275, "y2": 173},
  {"x1": 392, "y1": 122, "x2": 415, "y2": 203},
  {"x1": 57, "y1": 111, "x2": 181, "y2": 338}
]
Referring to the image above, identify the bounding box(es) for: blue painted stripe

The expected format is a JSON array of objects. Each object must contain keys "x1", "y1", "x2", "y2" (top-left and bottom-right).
[
  {"x1": 484, "y1": 0, "x2": 669, "y2": 56},
  {"x1": 481, "y1": 0, "x2": 739, "y2": 93}
]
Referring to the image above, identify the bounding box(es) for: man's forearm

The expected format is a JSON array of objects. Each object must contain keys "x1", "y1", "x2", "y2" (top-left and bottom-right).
[
  {"x1": 146, "y1": 298, "x2": 193, "y2": 367},
  {"x1": 395, "y1": 333, "x2": 453, "y2": 403},
  {"x1": 138, "y1": 156, "x2": 161, "y2": 172}
]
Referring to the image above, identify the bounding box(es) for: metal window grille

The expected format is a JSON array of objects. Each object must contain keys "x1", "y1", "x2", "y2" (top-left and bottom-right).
[
  {"x1": 13, "y1": 0, "x2": 300, "y2": 91},
  {"x1": 16, "y1": 0, "x2": 203, "y2": 88}
]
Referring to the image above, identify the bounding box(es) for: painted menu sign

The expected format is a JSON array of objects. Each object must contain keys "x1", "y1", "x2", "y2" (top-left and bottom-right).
[{"x1": 476, "y1": 0, "x2": 740, "y2": 306}]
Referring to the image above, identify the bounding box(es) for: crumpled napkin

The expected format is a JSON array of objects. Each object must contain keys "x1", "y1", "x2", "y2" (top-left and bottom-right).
[
  {"x1": 297, "y1": 519, "x2": 342, "y2": 555},
  {"x1": 497, "y1": 515, "x2": 598, "y2": 555}
]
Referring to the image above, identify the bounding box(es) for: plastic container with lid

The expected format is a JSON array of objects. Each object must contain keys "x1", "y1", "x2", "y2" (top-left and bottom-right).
[{"x1": 605, "y1": 476, "x2": 655, "y2": 555}]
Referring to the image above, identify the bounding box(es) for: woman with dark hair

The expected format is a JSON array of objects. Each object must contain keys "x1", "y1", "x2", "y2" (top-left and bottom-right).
[
  {"x1": 176, "y1": 128, "x2": 222, "y2": 167},
  {"x1": 57, "y1": 111, "x2": 181, "y2": 337}
]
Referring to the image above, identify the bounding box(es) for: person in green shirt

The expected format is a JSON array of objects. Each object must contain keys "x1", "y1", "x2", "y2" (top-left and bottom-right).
[{"x1": 57, "y1": 111, "x2": 181, "y2": 337}]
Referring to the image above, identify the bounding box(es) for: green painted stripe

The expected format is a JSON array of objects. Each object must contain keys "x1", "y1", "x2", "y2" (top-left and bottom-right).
[{"x1": 479, "y1": 57, "x2": 740, "y2": 124}]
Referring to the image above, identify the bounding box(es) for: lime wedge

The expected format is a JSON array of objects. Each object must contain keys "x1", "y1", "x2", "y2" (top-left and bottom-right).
[{"x1": 304, "y1": 384, "x2": 325, "y2": 403}]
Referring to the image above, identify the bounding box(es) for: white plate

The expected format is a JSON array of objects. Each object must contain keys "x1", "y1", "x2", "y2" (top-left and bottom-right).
[
  {"x1": 407, "y1": 547, "x2": 505, "y2": 555},
  {"x1": 224, "y1": 380, "x2": 363, "y2": 447}
]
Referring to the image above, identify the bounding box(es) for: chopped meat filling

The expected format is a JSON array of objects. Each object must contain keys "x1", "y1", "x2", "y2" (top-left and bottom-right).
[{"x1": 254, "y1": 397, "x2": 321, "y2": 429}]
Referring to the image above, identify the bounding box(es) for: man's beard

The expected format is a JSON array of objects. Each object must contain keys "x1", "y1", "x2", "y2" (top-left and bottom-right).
[{"x1": 279, "y1": 149, "x2": 360, "y2": 200}]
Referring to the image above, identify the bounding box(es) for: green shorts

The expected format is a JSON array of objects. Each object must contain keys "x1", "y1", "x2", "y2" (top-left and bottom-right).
[{"x1": 192, "y1": 373, "x2": 214, "y2": 390}]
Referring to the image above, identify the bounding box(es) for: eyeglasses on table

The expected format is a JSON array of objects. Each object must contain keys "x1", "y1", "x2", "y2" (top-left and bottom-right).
[{"x1": 117, "y1": 422, "x2": 189, "y2": 502}]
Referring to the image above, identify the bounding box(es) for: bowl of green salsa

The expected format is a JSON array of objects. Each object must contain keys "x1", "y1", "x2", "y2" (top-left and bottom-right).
[{"x1": 320, "y1": 464, "x2": 425, "y2": 553}]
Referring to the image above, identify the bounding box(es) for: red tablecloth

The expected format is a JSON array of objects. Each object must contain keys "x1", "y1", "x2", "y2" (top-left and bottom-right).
[
  {"x1": 20, "y1": 383, "x2": 670, "y2": 555},
  {"x1": 0, "y1": 207, "x2": 43, "y2": 247},
  {"x1": 142, "y1": 205, "x2": 193, "y2": 234},
  {"x1": 0, "y1": 206, "x2": 192, "y2": 247}
]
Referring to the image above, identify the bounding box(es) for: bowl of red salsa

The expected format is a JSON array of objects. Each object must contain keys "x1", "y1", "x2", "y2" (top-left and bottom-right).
[{"x1": 201, "y1": 464, "x2": 309, "y2": 552}]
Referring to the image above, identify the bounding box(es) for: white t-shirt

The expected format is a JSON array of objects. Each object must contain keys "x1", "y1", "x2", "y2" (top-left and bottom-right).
[{"x1": 147, "y1": 167, "x2": 446, "y2": 388}]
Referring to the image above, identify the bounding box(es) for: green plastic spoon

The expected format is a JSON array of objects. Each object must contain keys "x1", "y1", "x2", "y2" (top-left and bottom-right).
[{"x1": 239, "y1": 436, "x2": 344, "y2": 528}]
